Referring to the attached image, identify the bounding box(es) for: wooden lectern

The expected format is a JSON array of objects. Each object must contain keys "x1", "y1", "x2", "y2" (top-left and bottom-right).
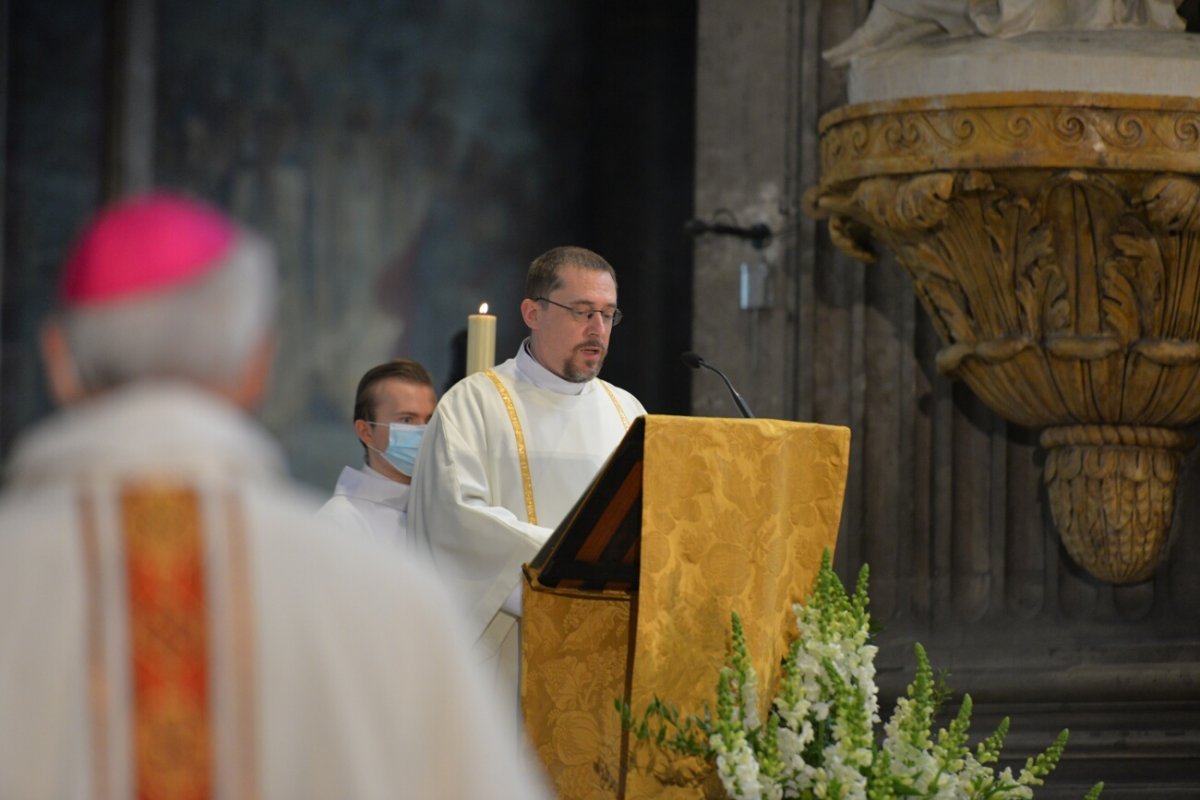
[{"x1": 521, "y1": 414, "x2": 852, "y2": 799}]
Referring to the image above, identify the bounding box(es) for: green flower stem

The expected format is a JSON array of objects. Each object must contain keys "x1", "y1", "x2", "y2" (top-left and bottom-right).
[{"x1": 618, "y1": 549, "x2": 1100, "y2": 800}]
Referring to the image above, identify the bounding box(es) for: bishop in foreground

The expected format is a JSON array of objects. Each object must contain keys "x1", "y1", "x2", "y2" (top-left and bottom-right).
[{"x1": 0, "y1": 192, "x2": 549, "y2": 799}]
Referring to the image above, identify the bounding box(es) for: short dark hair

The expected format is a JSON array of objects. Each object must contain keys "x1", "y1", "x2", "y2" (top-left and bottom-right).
[
  {"x1": 525, "y1": 246, "x2": 617, "y2": 300},
  {"x1": 353, "y1": 359, "x2": 435, "y2": 459},
  {"x1": 353, "y1": 359, "x2": 435, "y2": 422}
]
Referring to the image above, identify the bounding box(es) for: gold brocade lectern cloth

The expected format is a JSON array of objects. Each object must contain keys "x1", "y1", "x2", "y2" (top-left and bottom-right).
[{"x1": 521, "y1": 415, "x2": 852, "y2": 799}]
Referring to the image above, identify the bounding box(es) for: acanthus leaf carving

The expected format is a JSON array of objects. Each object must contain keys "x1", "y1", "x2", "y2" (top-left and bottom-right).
[
  {"x1": 829, "y1": 174, "x2": 983, "y2": 347},
  {"x1": 907, "y1": 232, "x2": 961, "y2": 285},
  {"x1": 973, "y1": 178, "x2": 1067, "y2": 339},
  {"x1": 805, "y1": 185, "x2": 879, "y2": 265},
  {"x1": 1142, "y1": 175, "x2": 1200, "y2": 233},
  {"x1": 852, "y1": 173, "x2": 954, "y2": 234},
  {"x1": 828, "y1": 213, "x2": 877, "y2": 264},
  {"x1": 908, "y1": 260, "x2": 978, "y2": 346},
  {"x1": 1104, "y1": 222, "x2": 1165, "y2": 343},
  {"x1": 1017, "y1": 262, "x2": 1071, "y2": 340}
]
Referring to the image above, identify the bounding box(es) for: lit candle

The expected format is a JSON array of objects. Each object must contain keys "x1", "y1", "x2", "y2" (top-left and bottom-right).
[{"x1": 466, "y1": 302, "x2": 496, "y2": 375}]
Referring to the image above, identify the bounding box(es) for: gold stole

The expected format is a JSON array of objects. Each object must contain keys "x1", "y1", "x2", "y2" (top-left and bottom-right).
[
  {"x1": 80, "y1": 482, "x2": 257, "y2": 799},
  {"x1": 484, "y1": 369, "x2": 631, "y2": 526}
]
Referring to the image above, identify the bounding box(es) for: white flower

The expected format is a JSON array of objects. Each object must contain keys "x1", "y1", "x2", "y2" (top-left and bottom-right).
[
  {"x1": 713, "y1": 730, "x2": 765, "y2": 800},
  {"x1": 673, "y1": 559, "x2": 1077, "y2": 799},
  {"x1": 741, "y1": 672, "x2": 761, "y2": 729}
]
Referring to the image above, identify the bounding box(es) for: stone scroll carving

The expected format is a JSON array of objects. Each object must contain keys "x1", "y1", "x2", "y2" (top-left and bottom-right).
[{"x1": 809, "y1": 93, "x2": 1200, "y2": 584}]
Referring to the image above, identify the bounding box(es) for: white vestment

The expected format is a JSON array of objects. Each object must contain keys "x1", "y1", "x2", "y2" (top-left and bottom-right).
[
  {"x1": 0, "y1": 382, "x2": 549, "y2": 800},
  {"x1": 408, "y1": 342, "x2": 645, "y2": 707},
  {"x1": 317, "y1": 464, "x2": 410, "y2": 547}
]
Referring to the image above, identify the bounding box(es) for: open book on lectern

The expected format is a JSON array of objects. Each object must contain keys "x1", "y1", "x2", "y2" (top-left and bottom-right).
[{"x1": 527, "y1": 415, "x2": 648, "y2": 592}]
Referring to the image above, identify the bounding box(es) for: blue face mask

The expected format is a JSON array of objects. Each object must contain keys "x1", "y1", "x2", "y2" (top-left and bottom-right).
[{"x1": 368, "y1": 422, "x2": 426, "y2": 477}]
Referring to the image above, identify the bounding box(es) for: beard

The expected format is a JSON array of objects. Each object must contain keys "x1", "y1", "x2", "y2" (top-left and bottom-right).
[{"x1": 562, "y1": 339, "x2": 607, "y2": 382}]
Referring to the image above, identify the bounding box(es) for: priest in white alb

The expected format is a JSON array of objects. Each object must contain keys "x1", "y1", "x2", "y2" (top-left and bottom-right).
[{"x1": 408, "y1": 245, "x2": 646, "y2": 712}]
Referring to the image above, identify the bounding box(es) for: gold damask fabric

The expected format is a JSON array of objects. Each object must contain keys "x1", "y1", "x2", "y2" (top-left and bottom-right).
[
  {"x1": 521, "y1": 581, "x2": 632, "y2": 798},
  {"x1": 522, "y1": 415, "x2": 852, "y2": 799}
]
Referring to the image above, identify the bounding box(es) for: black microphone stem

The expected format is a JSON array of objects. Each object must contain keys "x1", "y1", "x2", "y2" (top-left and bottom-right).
[
  {"x1": 703, "y1": 363, "x2": 754, "y2": 419},
  {"x1": 681, "y1": 351, "x2": 755, "y2": 418}
]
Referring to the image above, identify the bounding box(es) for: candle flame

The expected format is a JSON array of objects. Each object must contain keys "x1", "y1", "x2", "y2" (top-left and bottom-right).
[{"x1": 479, "y1": 302, "x2": 489, "y2": 314}]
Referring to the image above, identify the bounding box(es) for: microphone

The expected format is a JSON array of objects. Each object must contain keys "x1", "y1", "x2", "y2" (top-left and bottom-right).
[{"x1": 680, "y1": 351, "x2": 755, "y2": 418}]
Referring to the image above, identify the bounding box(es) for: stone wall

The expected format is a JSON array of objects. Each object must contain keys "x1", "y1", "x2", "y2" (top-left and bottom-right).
[{"x1": 694, "y1": 1, "x2": 1199, "y2": 796}]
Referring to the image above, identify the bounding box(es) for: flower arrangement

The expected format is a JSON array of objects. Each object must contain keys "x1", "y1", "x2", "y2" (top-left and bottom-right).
[{"x1": 618, "y1": 551, "x2": 1104, "y2": 799}]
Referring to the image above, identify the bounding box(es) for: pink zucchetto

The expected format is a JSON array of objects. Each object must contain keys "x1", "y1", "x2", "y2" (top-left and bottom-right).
[{"x1": 58, "y1": 192, "x2": 238, "y2": 307}]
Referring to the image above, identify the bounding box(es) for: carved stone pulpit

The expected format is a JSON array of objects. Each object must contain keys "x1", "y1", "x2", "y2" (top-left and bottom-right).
[{"x1": 808, "y1": 13, "x2": 1200, "y2": 584}]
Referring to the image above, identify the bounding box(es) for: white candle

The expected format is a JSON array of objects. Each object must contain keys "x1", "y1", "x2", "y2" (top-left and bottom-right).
[{"x1": 466, "y1": 302, "x2": 496, "y2": 375}]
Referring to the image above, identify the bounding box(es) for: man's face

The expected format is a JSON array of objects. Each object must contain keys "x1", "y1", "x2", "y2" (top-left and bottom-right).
[
  {"x1": 522, "y1": 264, "x2": 618, "y2": 382},
  {"x1": 354, "y1": 378, "x2": 438, "y2": 483}
]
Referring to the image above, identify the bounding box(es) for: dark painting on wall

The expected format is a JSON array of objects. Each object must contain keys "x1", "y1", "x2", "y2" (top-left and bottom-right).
[{"x1": 2, "y1": 0, "x2": 696, "y2": 491}]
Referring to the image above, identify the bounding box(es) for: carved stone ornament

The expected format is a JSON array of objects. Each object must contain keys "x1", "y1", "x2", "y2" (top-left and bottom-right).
[{"x1": 807, "y1": 92, "x2": 1200, "y2": 584}]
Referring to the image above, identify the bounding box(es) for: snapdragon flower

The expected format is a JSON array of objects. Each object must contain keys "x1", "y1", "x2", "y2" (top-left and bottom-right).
[{"x1": 622, "y1": 550, "x2": 1101, "y2": 800}]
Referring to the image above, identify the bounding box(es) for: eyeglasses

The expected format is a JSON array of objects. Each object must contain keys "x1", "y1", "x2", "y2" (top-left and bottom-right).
[{"x1": 534, "y1": 297, "x2": 623, "y2": 328}]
